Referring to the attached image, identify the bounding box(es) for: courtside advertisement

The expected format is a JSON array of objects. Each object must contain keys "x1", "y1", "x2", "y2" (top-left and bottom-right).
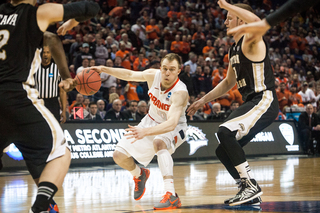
[{"x1": 2, "y1": 121, "x2": 302, "y2": 168}]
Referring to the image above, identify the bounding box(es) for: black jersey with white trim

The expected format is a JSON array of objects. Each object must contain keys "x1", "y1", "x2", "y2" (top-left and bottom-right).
[
  {"x1": 0, "y1": 3, "x2": 43, "y2": 85},
  {"x1": 229, "y1": 36, "x2": 275, "y2": 102}
]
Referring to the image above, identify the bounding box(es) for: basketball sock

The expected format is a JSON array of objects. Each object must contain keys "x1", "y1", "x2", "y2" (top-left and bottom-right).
[
  {"x1": 130, "y1": 164, "x2": 141, "y2": 178},
  {"x1": 235, "y1": 161, "x2": 253, "y2": 179},
  {"x1": 164, "y1": 178, "x2": 175, "y2": 195},
  {"x1": 31, "y1": 182, "x2": 58, "y2": 213}
]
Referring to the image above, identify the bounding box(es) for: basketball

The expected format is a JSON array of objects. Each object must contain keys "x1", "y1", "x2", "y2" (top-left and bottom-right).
[{"x1": 75, "y1": 68, "x2": 101, "y2": 96}]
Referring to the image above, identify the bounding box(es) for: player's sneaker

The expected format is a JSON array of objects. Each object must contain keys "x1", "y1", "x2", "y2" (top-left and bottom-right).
[
  {"x1": 29, "y1": 209, "x2": 49, "y2": 213},
  {"x1": 133, "y1": 168, "x2": 150, "y2": 200},
  {"x1": 0, "y1": 152, "x2": 3, "y2": 170},
  {"x1": 154, "y1": 191, "x2": 181, "y2": 210},
  {"x1": 48, "y1": 199, "x2": 59, "y2": 213},
  {"x1": 228, "y1": 178, "x2": 263, "y2": 206}
]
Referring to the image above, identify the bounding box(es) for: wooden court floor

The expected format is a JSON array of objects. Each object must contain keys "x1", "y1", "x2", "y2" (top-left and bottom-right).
[{"x1": 0, "y1": 155, "x2": 320, "y2": 213}]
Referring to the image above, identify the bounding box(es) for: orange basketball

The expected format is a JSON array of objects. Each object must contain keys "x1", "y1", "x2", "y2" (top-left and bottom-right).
[{"x1": 75, "y1": 68, "x2": 101, "y2": 96}]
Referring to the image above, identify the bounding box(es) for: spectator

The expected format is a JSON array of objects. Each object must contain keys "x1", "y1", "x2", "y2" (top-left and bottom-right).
[
  {"x1": 105, "y1": 99, "x2": 127, "y2": 121},
  {"x1": 288, "y1": 84, "x2": 303, "y2": 106},
  {"x1": 85, "y1": 102, "x2": 103, "y2": 120},
  {"x1": 156, "y1": 0, "x2": 168, "y2": 23},
  {"x1": 123, "y1": 100, "x2": 140, "y2": 120},
  {"x1": 133, "y1": 52, "x2": 149, "y2": 71},
  {"x1": 277, "y1": 82, "x2": 290, "y2": 111},
  {"x1": 97, "y1": 99, "x2": 106, "y2": 119},
  {"x1": 216, "y1": 90, "x2": 235, "y2": 112},
  {"x1": 125, "y1": 81, "x2": 140, "y2": 101},
  {"x1": 116, "y1": 43, "x2": 131, "y2": 70},
  {"x1": 184, "y1": 52, "x2": 198, "y2": 75},
  {"x1": 225, "y1": 101, "x2": 239, "y2": 118},
  {"x1": 74, "y1": 43, "x2": 93, "y2": 71},
  {"x1": 170, "y1": 35, "x2": 182, "y2": 54},
  {"x1": 298, "y1": 104, "x2": 320, "y2": 155},
  {"x1": 212, "y1": 65, "x2": 226, "y2": 88},
  {"x1": 76, "y1": 58, "x2": 89, "y2": 74},
  {"x1": 68, "y1": 93, "x2": 86, "y2": 113},
  {"x1": 136, "y1": 100, "x2": 147, "y2": 121},
  {"x1": 95, "y1": 38, "x2": 108, "y2": 66},
  {"x1": 202, "y1": 40, "x2": 216, "y2": 58},
  {"x1": 206, "y1": 103, "x2": 227, "y2": 120},
  {"x1": 146, "y1": 19, "x2": 160, "y2": 41}
]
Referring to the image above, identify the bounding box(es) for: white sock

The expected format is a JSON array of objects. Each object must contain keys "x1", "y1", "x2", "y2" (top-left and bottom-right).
[
  {"x1": 129, "y1": 164, "x2": 141, "y2": 178},
  {"x1": 164, "y1": 179, "x2": 175, "y2": 195},
  {"x1": 235, "y1": 161, "x2": 253, "y2": 179}
]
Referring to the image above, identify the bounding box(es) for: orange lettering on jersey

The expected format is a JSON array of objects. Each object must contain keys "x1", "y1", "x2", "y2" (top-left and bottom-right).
[{"x1": 148, "y1": 92, "x2": 170, "y2": 111}]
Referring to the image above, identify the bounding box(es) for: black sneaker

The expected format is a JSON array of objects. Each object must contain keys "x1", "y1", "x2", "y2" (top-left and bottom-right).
[
  {"x1": 224, "y1": 180, "x2": 262, "y2": 205},
  {"x1": 228, "y1": 178, "x2": 263, "y2": 206},
  {"x1": 0, "y1": 152, "x2": 3, "y2": 170},
  {"x1": 133, "y1": 168, "x2": 150, "y2": 200}
]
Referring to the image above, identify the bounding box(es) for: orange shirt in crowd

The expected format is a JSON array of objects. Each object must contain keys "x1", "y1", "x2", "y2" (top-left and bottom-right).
[
  {"x1": 288, "y1": 92, "x2": 303, "y2": 106},
  {"x1": 180, "y1": 41, "x2": 191, "y2": 54},
  {"x1": 212, "y1": 73, "x2": 226, "y2": 88},
  {"x1": 115, "y1": 50, "x2": 131, "y2": 70},
  {"x1": 289, "y1": 35, "x2": 299, "y2": 50},
  {"x1": 276, "y1": 90, "x2": 290, "y2": 111},
  {"x1": 232, "y1": 88, "x2": 244, "y2": 105},
  {"x1": 133, "y1": 58, "x2": 149, "y2": 71},
  {"x1": 216, "y1": 90, "x2": 235, "y2": 108},
  {"x1": 108, "y1": 0, "x2": 117, "y2": 7},
  {"x1": 108, "y1": 6, "x2": 123, "y2": 18},
  {"x1": 170, "y1": 41, "x2": 182, "y2": 53},
  {"x1": 192, "y1": 32, "x2": 205, "y2": 41},
  {"x1": 211, "y1": 68, "x2": 227, "y2": 77},
  {"x1": 202, "y1": 46, "x2": 215, "y2": 56},
  {"x1": 167, "y1": 11, "x2": 178, "y2": 19},
  {"x1": 223, "y1": 54, "x2": 229, "y2": 64},
  {"x1": 126, "y1": 82, "x2": 140, "y2": 101},
  {"x1": 146, "y1": 25, "x2": 160, "y2": 40}
]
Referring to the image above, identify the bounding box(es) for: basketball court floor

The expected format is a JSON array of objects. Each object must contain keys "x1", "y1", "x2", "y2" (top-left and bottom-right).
[{"x1": 0, "y1": 155, "x2": 319, "y2": 213}]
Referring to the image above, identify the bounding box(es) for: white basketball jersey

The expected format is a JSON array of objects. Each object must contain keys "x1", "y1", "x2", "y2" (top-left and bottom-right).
[{"x1": 148, "y1": 70, "x2": 188, "y2": 124}]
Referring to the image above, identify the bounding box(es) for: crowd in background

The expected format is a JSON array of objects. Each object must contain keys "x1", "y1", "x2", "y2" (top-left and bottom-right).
[{"x1": 34, "y1": 0, "x2": 320, "y2": 125}]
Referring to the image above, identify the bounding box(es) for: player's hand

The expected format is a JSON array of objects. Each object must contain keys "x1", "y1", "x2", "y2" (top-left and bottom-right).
[
  {"x1": 59, "y1": 78, "x2": 76, "y2": 92},
  {"x1": 57, "y1": 19, "x2": 79, "y2": 36},
  {"x1": 187, "y1": 99, "x2": 205, "y2": 116},
  {"x1": 90, "y1": 66, "x2": 103, "y2": 74},
  {"x1": 124, "y1": 125, "x2": 146, "y2": 143},
  {"x1": 60, "y1": 111, "x2": 67, "y2": 124},
  {"x1": 227, "y1": 19, "x2": 271, "y2": 43},
  {"x1": 217, "y1": 0, "x2": 230, "y2": 10}
]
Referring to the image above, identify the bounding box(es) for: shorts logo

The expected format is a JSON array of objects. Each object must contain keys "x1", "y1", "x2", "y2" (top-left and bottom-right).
[
  {"x1": 186, "y1": 125, "x2": 208, "y2": 155},
  {"x1": 239, "y1": 123, "x2": 245, "y2": 131}
]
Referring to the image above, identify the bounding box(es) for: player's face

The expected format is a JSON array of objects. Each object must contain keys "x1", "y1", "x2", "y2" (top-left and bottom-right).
[
  {"x1": 160, "y1": 58, "x2": 181, "y2": 88},
  {"x1": 224, "y1": 12, "x2": 241, "y2": 36}
]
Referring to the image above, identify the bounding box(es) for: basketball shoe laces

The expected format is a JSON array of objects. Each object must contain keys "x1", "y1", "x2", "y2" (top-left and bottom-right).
[
  {"x1": 160, "y1": 192, "x2": 172, "y2": 203},
  {"x1": 133, "y1": 177, "x2": 141, "y2": 191}
]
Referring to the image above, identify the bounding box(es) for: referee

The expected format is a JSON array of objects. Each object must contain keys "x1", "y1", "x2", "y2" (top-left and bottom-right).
[{"x1": 34, "y1": 33, "x2": 68, "y2": 123}]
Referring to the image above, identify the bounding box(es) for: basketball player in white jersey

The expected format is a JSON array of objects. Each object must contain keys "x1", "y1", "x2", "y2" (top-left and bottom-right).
[{"x1": 91, "y1": 53, "x2": 188, "y2": 210}]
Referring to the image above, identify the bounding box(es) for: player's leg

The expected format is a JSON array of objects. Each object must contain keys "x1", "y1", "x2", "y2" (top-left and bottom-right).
[
  {"x1": 217, "y1": 90, "x2": 278, "y2": 206},
  {"x1": 6, "y1": 86, "x2": 71, "y2": 213},
  {"x1": 152, "y1": 124, "x2": 187, "y2": 210}
]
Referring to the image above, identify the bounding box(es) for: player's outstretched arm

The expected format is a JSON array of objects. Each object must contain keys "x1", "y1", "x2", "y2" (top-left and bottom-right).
[
  {"x1": 218, "y1": 0, "x2": 260, "y2": 24},
  {"x1": 227, "y1": 0, "x2": 319, "y2": 40},
  {"x1": 37, "y1": 1, "x2": 100, "y2": 32},
  {"x1": 125, "y1": 91, "x2": 188, "y2": 142},
  {"x1": 187, "y1": 64, "x2": 236, "y2": 116},
  {"x1": 91, "y1": 66, "x2": 157, "y2": 83}
]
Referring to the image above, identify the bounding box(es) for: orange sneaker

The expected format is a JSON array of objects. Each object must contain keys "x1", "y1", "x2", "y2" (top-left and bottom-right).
[{"x1": 154, "y1": 192, "x2": 181, "y2": 210}]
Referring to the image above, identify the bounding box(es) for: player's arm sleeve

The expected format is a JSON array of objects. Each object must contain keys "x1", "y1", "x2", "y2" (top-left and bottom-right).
[
  {"x1": 63, "y1": 1, "x2": 100, "y2": 22},
  {"x1": 266, "y1": 0, "x2": 318, "y2": 27},
  {"x1": 43, "y1": 32, "x2": 71, "y2": 80}
]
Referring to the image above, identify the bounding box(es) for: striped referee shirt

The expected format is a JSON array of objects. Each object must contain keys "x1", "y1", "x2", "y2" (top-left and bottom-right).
[{"x1": 34, "y1": 61, "x2": 61, "y2": 99}]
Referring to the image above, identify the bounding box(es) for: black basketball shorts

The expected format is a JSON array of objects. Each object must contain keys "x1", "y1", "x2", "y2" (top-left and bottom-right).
[
  {"x1": 220, "y1": 90, "x2": 279, "y2": 147},
  {"x1": 0, "y1": 83, "x2": 67, "y2": 179}
]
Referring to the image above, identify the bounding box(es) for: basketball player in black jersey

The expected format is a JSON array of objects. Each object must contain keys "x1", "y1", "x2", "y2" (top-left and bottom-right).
[
  {"x1": 188, "y1": 0, "x2": 279, "y2": 206},
  {"x1": 0, "y1": 1, "x2": 99, "y2": 213}
]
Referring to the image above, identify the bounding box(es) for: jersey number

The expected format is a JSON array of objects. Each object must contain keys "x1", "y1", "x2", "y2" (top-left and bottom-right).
[{"x1": 0, "y1": 30, "x2": 10, "y2": 60}]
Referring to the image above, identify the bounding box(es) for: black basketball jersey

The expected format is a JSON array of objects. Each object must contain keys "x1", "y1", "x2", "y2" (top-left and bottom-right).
[
  {"x1": 0, "y1": 3, "x2": 43, "y2": 85},
  {"x1": 229, "y1": 36, "x2": 275, "y2": 102}
]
